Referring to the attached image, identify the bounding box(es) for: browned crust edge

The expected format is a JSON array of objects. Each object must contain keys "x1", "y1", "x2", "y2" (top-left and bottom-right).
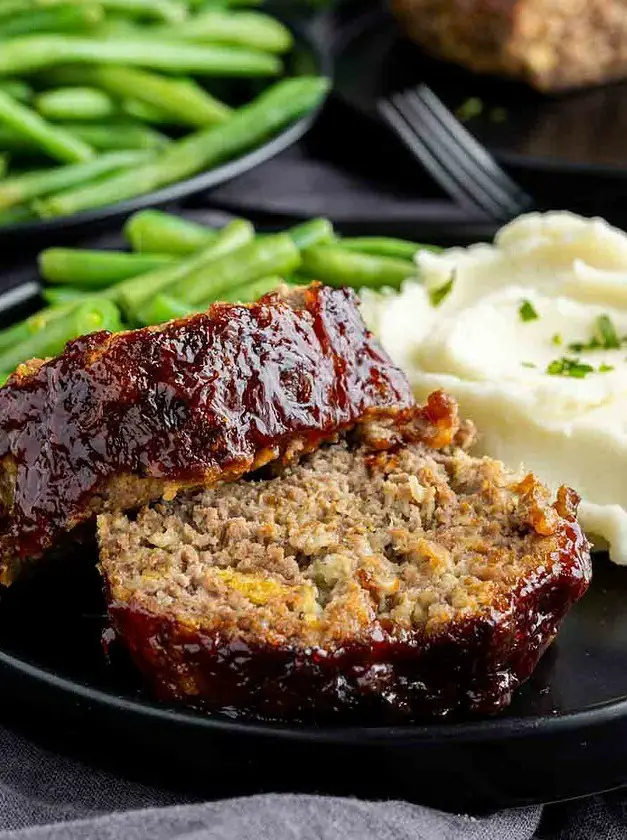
[{"x1": 105, "y1": 512, "x2": 591, "y2": 722}]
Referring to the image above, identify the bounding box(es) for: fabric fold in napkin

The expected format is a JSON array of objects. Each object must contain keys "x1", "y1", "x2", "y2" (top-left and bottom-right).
[{"x1": 0, "y1": 795, "x2": 543, "y2": 840}]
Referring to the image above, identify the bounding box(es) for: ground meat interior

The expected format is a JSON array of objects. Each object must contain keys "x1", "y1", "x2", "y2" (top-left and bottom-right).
[{"x1": 99, "y1": 433, "x2": 562, "y2": 650}]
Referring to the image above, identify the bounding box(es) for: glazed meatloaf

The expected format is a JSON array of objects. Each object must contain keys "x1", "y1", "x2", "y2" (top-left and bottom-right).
[
  {"x1": 391, "y1": 0, "x2": 627, "y2": 92},
  {"x1": 0, "y1": 284, "x2": 413, "y2": 586},
  {"x1": 98, "y1": 392, "x2": 591, "y2": 722}
]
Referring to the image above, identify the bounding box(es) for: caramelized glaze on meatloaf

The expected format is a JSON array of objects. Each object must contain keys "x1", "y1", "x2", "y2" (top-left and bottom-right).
[
  {"x1": 391, "y1": 0, "x2": 627, "y2": 92},
  {"x1": 98, "y1": 393, "x2": 591, "y2": 722},
  {"x1": 0, "y1": 284, "x2": 413, "y2": 585}
]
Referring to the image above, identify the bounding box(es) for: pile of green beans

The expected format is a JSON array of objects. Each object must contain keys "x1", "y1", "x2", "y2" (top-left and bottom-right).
[
  {"x1": 0, "y1": 0, "x2": 329, "y2": 225},
  {"x1": 0, "y1": 210, "x2": 438, "y2": 383}
]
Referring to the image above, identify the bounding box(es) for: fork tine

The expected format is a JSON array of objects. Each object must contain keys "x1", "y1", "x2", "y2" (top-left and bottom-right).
[
  {"x1": 390, "y1": 95, "x2": 511, "y2": 219},
  {"x1": 399, "y1": 91, "x2": 523, "y2": 217},
  {"x1": 378, "y1": 100, "x2": 488, "y2": 215},
  {"x1": 416, "y1": 85, "x2": 534, "y2": 212}
]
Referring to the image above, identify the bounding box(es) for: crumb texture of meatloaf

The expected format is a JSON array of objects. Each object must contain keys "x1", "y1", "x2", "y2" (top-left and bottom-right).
[
  {"x1": 391, "y1": 0, "x2": 627, "y2": 92},
  {"x1": 0, "y1": 283, "x2": 413, "y2": 586},
  {"x1": 99, "y1": 392, "x2": 591, "y2": 723}
]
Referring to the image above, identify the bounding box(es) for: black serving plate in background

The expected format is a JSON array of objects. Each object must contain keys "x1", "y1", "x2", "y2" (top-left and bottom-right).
[
  {"x1": 0, "y1": 18, "x2": 331, "y2": 247},
  {"x1": 335, "y1": 4, "x2": 627, "y2": 176},
  {"x1": 2, "y1": 213, "x2": 627, "y2": 811}
]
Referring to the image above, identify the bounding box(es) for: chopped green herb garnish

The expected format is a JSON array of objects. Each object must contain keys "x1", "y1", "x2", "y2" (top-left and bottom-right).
[
  {"x1": 594, "y1": 314, "x2": 621, "y2": 349},
  {"x1": 519, "y1": 299, "x2": 539, "y2": 322},
  {"x1": 551, "y1": 333, "x2": 563, "y2": 346},
  {"x1": 568, "y1": 315, "x2": 621, "y2": 353},
  {"x1": 521, "y1": 362, "x2": 536, "y2": 369},
  {"x1": 547, "y1": 357, "x2": 595, "y2": 378},
  {"x1": 567, "y1": 341, "x2": 589, "y2": 353},
  {"x1": 600, "y1": 364, "x2": 615, "y2": 373},
  {"x1": 456, "y1": 97, "x2": 483, "y2": 122},
  {"x1": 429, "y1": 275, "x2": 454, "y2": 307}
]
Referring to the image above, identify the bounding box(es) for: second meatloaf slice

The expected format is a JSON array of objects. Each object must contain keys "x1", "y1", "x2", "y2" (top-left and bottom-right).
[
  {"x1": 392, "y1": 0, "x2": 627, "y2": 92},
  {"x1": 98, "y1": 393, "x2": 591, "y2": 722},
  {"x1": 0, "y1": 284, "x2": 412, "y2": 585}
]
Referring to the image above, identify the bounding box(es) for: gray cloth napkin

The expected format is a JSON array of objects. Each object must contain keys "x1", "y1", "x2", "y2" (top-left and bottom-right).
[{"x1": 1, "y1": 720, "x2": 627, "y2": 840}]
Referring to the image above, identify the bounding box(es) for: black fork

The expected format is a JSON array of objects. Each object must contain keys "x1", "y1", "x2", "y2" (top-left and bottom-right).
[{"x1": 378, "y1": 84, "x2": 535, "y2": 221}]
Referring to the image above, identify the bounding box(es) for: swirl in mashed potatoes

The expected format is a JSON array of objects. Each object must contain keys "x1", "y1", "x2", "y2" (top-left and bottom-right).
[{"x1": 361, "y1": 211, "x2": 627, "y2": 564}]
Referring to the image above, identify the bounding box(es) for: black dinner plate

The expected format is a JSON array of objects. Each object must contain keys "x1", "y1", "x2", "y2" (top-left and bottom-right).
[
  {"x1": 2, "y1": 212, "x2": 627, "y2": 813},
  {"x1": 334, "y1": 4, "x2": 627, "y2": 176},
  {"x1": 0, "y1": 17, "x2": 332, "y2": 244}
]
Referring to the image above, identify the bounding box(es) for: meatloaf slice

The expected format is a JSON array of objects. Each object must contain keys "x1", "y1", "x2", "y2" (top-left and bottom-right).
[
  {"x1": 98, "y1": 392, "x2": 591, "y2": 722},
  {"x1": 391, "y1": 0, "x2": 627, "y2": 92},
  {"x1": 0, "y1": 283, "x2": 413, "y2": 586}
]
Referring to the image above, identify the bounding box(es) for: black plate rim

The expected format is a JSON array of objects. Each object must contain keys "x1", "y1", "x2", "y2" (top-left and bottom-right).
[
  {"x1": 334, "y1": 5, "x2": 627, "y2": 178},
  {"x1": 0, "y1": 18, "x2": 333, "y2": 238},
  {"x1": 4, "y1": 643, "x2": 627, "y2": 747}
]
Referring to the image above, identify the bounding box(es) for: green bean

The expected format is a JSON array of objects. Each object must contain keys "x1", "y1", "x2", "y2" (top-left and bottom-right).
[
  {"x1": 51, "y1": 66, "x2": 228, "y2": 127},
  {"x1": 174, "y1": 234, "x2": 300, "y2": 306},
  {"x1": 62, "y1": 122, "x2": 169, "y2": 151},
  {"x1": 127, "y1": 213, "x2": 333, "y2": 257},
  {"x1": 287, "y1": 218, "x2": 335, "y2": 250},
  {"x1": 0, "y1": 320, "x2": 40, "y2": 355},
  {"x1": 36, "y1": 87, "x2": 116, "y2": 122},
  {"x1": 138, "y1": 273, "x2": 283, "y2": 325},
  {"x1": 33, "y1": 0, "x2": 188, "y2": 23},
  {"x1": 300, "y1": 246, "x2": 415, "y2": 290},
  {"x1": 42, "y1": 286, "x2": 87, "y2": 306},
  {"x1": 137, "y1": 293, "x2": 196, "y2": 326},
  {"x1": 36, "y1": 77, "x2": 330, "y2": 217},
  {"x1": 190, "y1": 0, "x2": 263, "y2": 7},
  {"x1": 0, "y1": 126, "x2": 38, "y2": 153},
  {"x1": 163, "y1": 11, "x2": 293, "y2": 54},
  {"x1": 0, "y1": 155, "x2": 7, "y2": 179},
  {"x1": 0, "y1": 150, "x2": 151, "y2": 211},
  {"x1": 118, "y1": 218, "x2": 254, "y2": 314},
  {"x1": 79, "y1": 65, "x2": 232, "y2": 128},
  {"x1": 217, "y1": 274, "x2": 281, "y2": 303},
  {"x1": 94, "y1": 15, "x2": 141, "y2": 38},
  {"x1": 0, "y1": 122, "x2": 167, "y2": 153},
  {"x1": 0, "y1": 321, "x2": 36, "y2": 354},
  {"x1": 0, "y1": 2, "x2": 35, "y2": 20},
  {"x1": 287, "y1": 273, "x2": 311, "y2": 285},
  {"x1": 85, "y1": 0, "x2": 188, "y2": 22},
  {"x1": 122, "y1": 98, "x2": 172, "y2": 126},
  {"x1": 0, "y1": 89, "x2": 93, "y2": 164},
  {"x1": 340, "y1": 237, "x2": 442, "y2": 261},
  {"x1": 0, "y1": 300, "x2": 81, "y2": 353},
  {"x1": 40, "y1": 249, "x2": 175, "y2": 288},
  {"x1": 0, "y1": 35, "x2": 282, "y2": 77},
  {"x1": 0, "y1": 299, "x2": 123, "y2": 372},
  {"x1": 0, "y1": 80, "x2": 32, "y2": 103},
  {"x1": 124, "y1": 209, "x2": 219, "y2": 255},
  {"x1": 0, "y1": 5, "x2": 104, "y2": 38},
  {"x1": 0, "y1": 205, "x2": 34, "y2": 227}
]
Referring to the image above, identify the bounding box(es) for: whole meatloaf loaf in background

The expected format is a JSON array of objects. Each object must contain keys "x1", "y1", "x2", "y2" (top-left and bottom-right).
[
  {"x1": 391, "y1": 0, "x2": 627, "y2": 92},
  {"x1": 0, "y1": 284, "x2": 413, "y2": 586},
  {"x1": 99, "y1": 392, "x2": 591, "y2": 723}
]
